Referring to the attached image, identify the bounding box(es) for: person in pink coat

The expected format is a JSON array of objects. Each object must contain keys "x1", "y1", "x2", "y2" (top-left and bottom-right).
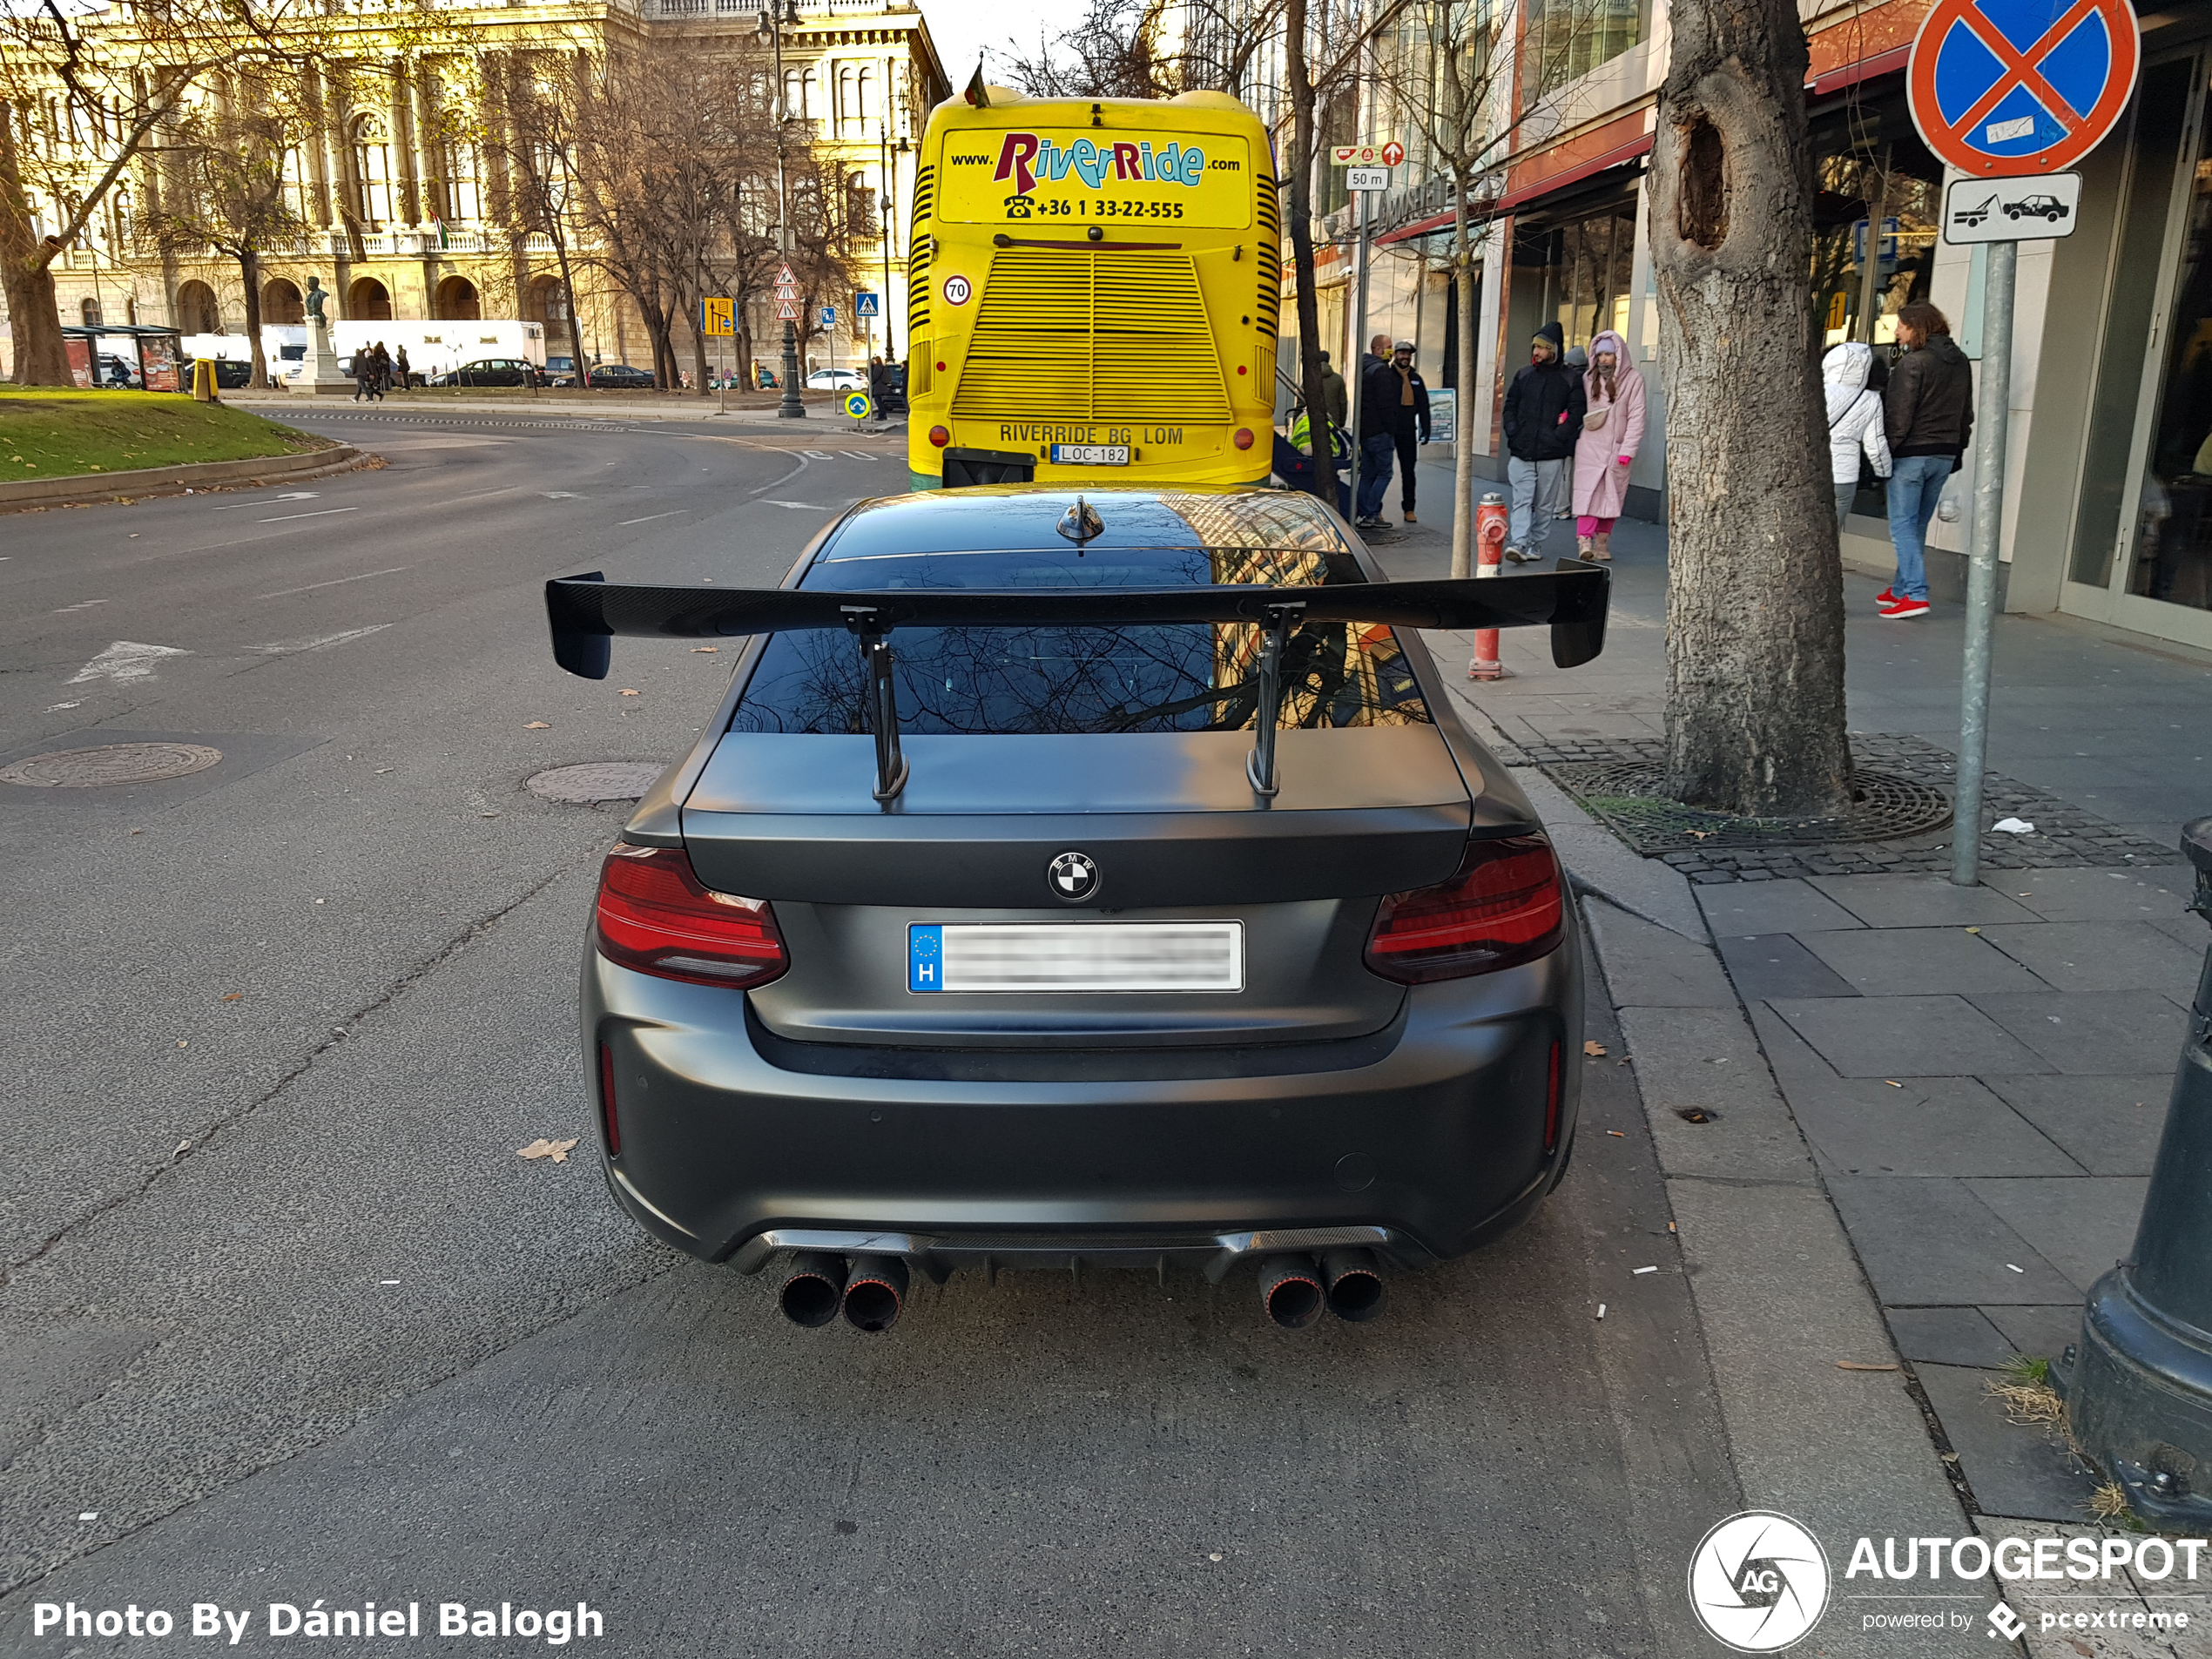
[{"x1": 1570, "y1": 328, "x2": 1645, "y2": 562}]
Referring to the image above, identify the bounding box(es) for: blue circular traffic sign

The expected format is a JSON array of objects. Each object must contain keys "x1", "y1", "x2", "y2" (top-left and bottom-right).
[{"x1": 1909, "y1": 0, "x2": 2140, "y2": 176}]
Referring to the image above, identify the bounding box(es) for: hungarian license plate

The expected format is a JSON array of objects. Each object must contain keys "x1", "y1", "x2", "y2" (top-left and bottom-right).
[
  {"x1": 908, "y1": 922, "x2": 1244, "y2": 993},
  {"x1": 1050, "y1": 443, "x2": 1130, "y2": 466}
]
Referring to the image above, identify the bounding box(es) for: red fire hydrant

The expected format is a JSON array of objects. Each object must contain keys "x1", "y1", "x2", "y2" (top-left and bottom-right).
[{"x1": 1469, "y1": 493, "x2": 1508, "y2": 681}]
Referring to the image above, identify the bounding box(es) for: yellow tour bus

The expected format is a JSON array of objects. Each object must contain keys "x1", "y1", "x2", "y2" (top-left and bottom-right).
[{"x1": 903, "y1": 88, "x2": 1282, "y2": 491}]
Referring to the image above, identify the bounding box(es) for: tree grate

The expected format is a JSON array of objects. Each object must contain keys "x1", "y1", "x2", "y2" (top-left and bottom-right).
[{"x1": 1550, "y1": 762, "x2": 1952, "y2": 853}]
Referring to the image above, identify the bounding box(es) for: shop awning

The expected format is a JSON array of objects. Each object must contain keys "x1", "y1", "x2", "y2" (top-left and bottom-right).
[
  {"x1": 1375, "y1": 129, "x2": 1651, "y2": 246},
  {"x1": 1808, "y1": 43, "x2": 1910, "y2": 99}
]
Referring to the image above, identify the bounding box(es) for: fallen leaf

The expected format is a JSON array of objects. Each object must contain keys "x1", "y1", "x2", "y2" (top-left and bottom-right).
[
  {"x1": 1584, "y1": 1041, "x2": 1607, "y2": 1056},
  {"x1": 221, "y1": 991, "x2": 242, "y2": 1001},
  {"x1": 518, "y1": 1137, "x2": 581, "y2": 1163},
  {"x1": 2074, "y1": 1641, "x2": 2094, "y2": 1657},
  {"x1": 1686, "y1": 829, "x2": 1712, "y2": 840},
  {"x1": 1964, "y1": 926, "x2": 1981, "y2": 934},
  {"x1": 691, "y1": 646, "x2": 719, "y2": 653},
  {"x1": 524, "y1": 721, "x2": 550, "y2": 730},
  {"x1": 176, "y1": 1039, "x2": 188, "y2": 1049},
  {"x1": 1837, "y1": 1360, "x2": 1899, "y2": 1372},
  {"x1": 618, "y1": 689, "x2": 641, "y2": 697}
]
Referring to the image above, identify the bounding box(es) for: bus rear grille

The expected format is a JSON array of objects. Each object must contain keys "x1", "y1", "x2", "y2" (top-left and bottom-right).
[
  {"x1": 951, "y1": 250, "x2": 1231, "y2": 424},
  {"x1": 907, "y1": 167, "x2": 935, "y2": 332}
]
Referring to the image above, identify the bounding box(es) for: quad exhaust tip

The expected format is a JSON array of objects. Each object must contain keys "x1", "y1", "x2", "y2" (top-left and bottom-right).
[
  {"x1": 779, "y1": 1251, "x2": 847, "y2": 1327},
  {"x1": 843, "y1": 1255, "x2": 910, "y2": 1332}
]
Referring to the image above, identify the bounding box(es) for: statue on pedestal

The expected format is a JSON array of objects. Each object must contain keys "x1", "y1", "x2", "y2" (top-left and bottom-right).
[{"x1": 305, "y1": 276, "x2": 328, "y2": 328}]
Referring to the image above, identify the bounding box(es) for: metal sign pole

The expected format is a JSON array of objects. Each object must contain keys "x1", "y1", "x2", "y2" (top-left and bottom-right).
[
  {"x1": 1951, "y1": 238, "x2": 2014, "y2": 887},
  {"x1": 1348, "y1": 188, "x2": 1372, "y2": 521}
]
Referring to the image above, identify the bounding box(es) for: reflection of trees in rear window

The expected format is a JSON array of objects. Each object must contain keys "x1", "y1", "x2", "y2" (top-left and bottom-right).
[{"x1": 732, "y1": 617, "x2": 1432, "y2": 736}]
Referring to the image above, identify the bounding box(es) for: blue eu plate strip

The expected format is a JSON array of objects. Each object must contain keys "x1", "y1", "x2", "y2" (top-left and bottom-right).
[{"x1": 908, "y1": 924, "x2": 944, "y2": 993}]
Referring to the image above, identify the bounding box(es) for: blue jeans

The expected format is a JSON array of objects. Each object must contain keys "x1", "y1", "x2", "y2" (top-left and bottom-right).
[
  {"x1": 1885, "y1": 455, "x2": 1950, "y2": 602},
  {"x1": 1356, "y1": 434, "x2": 1395, "y2": 520}
]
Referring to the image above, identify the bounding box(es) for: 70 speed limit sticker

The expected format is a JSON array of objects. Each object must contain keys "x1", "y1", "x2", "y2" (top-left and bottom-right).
[{"x1": 942, "y1": 274, "x2": 972, "y2": 306}]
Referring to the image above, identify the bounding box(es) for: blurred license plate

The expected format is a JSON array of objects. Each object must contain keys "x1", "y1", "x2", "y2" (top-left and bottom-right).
[
  {"x1": 1050, "y1": 443, "x2": 1130, "y2": 466},
  {"x1": 909, "y1": 922, "x2": 1243, "y2": 993}
]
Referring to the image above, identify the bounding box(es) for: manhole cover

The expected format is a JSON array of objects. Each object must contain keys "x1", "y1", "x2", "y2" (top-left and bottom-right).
[
  {"x1": 0, "y1": 741, "x2": 224, "y2": 788},
  {"x1": 1550, "y1": 762, "x2": 1952, "y2": 855},
  {"x1": 527, "y1": 761, "x2": 665, "y2": 804}
]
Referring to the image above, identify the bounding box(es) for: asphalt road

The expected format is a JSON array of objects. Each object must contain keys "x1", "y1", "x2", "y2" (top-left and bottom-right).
[{"x1": 0, "y1": 411, "x2": 1739, "y2": 1656}]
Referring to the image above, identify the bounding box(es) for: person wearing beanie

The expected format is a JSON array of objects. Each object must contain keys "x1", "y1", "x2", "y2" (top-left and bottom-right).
[
  {"x1": 1569, "y1": 328, "x2": 1645, "y2": 562},
  {"x1": 1500, "y1": 320, "x2": 1584, "y2": 560}
]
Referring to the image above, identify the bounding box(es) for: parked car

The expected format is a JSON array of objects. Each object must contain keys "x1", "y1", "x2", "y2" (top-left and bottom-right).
[
  {"x1": 97, "y1": 354, "x2": 143, "y2": 388},
  {"x1": 873, "y1": 361, "x2": 908, "y2": 415},
  {"x1": 806, "y1": 367, "x2": 867, "y2": 391},
  {"x1": 182, "y1": 357, "x2": 255, "y2": 390},
  {"x1": 543, "y1": 354, "x2": 580, "y2": 387},
  {"x1": 543, "y1": 487, "x2": 1614, "y2": 1334},
  {"x1": 427, "y1": 358, "x2": 546, "y2": 388},
  {"x1": 583, "y1": 363, "x2": 656, "y2": 389}
]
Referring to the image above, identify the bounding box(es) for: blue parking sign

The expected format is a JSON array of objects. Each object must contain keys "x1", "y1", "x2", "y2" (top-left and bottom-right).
[{"x1": 819, "y1": 306, "x2": 836, "y2": 327}]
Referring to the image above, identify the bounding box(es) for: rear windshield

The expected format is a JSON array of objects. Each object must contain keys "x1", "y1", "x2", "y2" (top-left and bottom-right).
[{"x1": 728, "y1": 545, "x2": 1433, "y2": 736}]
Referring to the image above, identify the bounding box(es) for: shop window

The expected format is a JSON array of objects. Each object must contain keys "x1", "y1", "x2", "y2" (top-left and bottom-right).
[
  {"x1": 1541, "y1": 205, "x2": 1636, "y2": 348},
  {"x1": 2121, "y1": 67, "x2": 2212, "y2": 612}
]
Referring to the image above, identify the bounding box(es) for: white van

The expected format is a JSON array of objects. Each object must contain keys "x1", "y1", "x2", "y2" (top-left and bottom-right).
[
  {"x1": 331, "y1": 320, "x2": 544, "y2": 382},
  {"x1": 181, "y1": 329, "x2": 308, "y2": 381}
]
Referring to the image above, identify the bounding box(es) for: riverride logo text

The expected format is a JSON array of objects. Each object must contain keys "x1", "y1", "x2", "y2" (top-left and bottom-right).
[{"x1": 992, "y1": 133, "x2": 1211, "y2": 194}]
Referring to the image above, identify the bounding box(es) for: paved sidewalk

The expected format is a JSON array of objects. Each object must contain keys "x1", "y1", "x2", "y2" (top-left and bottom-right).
[{"x1": 1375, "y1": 475, "x2": 2210, "y2": 1562}]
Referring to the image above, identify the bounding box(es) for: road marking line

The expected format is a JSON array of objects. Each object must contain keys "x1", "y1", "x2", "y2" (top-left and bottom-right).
[
  {"x1": 748, "y1": 454, "x2": 810, "y2": 496},
  {"x1": 257, "y1": 506, "x2": 359, "y2": 524},
  {"x1": 246, "y1": 624, "x2": 391, "y2": 655},
  {"x1": 212, "y1": 491, "x2": 320, "y2": 512},
  {"x1": 256, "y1": 564, "x2": 411, "y2": 599},
  {"x1": 801, "y1": 450, "x2": 833, "y2": 460},
  {"x1": 839, "y1": 450, "x2": 875, "y2": 460},
  {"x1": 617, "y1": 509, "x2": 690, "y2": 525},
  {"x1": 69, "y1": 640, "x2": 189, "y2": 685},
  {"x1": 764, "y1": 500, "x2": 826, "y2": 510},
  {"x1": 54, "y1": 598, "x2": 108, "y2": 613}
]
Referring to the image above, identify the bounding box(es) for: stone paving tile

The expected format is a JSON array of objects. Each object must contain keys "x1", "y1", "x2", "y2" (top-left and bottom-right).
[
  {"x1": 1984, "y1": 1305, "x2": 2087, "y2": 1365},
  {"x1": 1583, "y1": 900, "x2": 1736, "y2": 1008},
  {"x1": 1743, "y1": 999, "x2": 1848, "y2": 1088},
  {"x1": 1967, "y1": 991, "x2": 2194, "y2": 1076},
  {"x1": 1696, "y1": 878, "x2": 1866, "y2": 936},
  {"x1": 1769, "y1": 995, "x2": 2054, "y2": 1077},
  {"x1": 2150, "y1": 912, "x2": 2212, "y2": 954},
  {"x1": 1805, "y1": 873, "x2": 2043, "y2": 928},
  {"x1": 1917, "y1": 1363, "x2": 2099, "y2": 1524},
  {"x1": 1824, "y1": 1177, "x2": 2077, "y2": 1304},
  {"x1": 1887, "y1": 1305, "x2": 2020, "y2": 1369},
  {"x1": 1798, "y1": 927, "x2": 2054, "y2": 997},
  {"x1": 1982, "y1": 1075, "x2": 2180, "y2": 1177},
  {"x1": 1989, "y1": 866, "x2": 2197, "y2": 923},
  {"x1": 1713, "y1": 934, "x2": 1860, "y2": 1001},
  {"x1": 1965, "y1": 1177, "x2": 2149, "y2": 1296},
  {"x1": 1791, "y1": 1076, "x2": 2082, "y2": 1177},
  {"x1": 1978, "y1": 922, "x2": 2207, "y2": 998}
]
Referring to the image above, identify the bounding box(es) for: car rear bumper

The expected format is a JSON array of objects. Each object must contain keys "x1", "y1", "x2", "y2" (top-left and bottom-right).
[{"x1": 584, "y1": 928, "x2": 1581, "y2": 1270}]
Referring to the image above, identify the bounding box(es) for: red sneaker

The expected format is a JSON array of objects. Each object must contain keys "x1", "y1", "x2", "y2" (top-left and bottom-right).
[
  {"x1": 1876, "y1": 586, "x2": 1895, "y2": 604},
  {"x1": 1878, "y1": 596, "x2": 1930, "y2": 619}
]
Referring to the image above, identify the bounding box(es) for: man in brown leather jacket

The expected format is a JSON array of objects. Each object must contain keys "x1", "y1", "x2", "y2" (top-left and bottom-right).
[{"x1": 1879, "y1": 302, "x2": 1973, "y2": 619}]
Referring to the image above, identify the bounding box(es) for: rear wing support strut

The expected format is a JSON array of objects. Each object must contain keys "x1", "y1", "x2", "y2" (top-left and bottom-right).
[
  {"x1": 1244, "y1": 603, "x2": 1301, "y2": 799},
  {"x1": 844, "y1": 607, "x2": 910, "y2": 802}
]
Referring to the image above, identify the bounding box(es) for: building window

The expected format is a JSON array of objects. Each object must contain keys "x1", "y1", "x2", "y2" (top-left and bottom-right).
[
  {"x1": 439, "y1": 137, "x2": 482, "y2": 223},
  {"x1": 784, "y1": 67, "x2": 817, "y2": 122},
  {"x1": 81, "y1": 297, "x2": 102, "y2": 326},
  {"x1": 351, "y1": 111, "x2": 394, "y2": 226},
  {"x1": 1524, "y1": 0, "x2": 1647, "y2": 94}
]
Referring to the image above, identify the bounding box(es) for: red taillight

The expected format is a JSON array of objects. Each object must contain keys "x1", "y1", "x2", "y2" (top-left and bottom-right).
[
  {"x1": 594, "y1": 843, "x2": 787, "y2": 988},
  {"x1": 927, "y1": 424, "x2": 950, "y2": 448},
  {"x1": 1363, "y1": 834, "x2": 1565, "y2": 983},
  {"x1": 1233, "y1": 427, "x2": 1254, "y2": 449},
  {"x1": 598, "y1": 1041, "x2": 622, "y2": 1156}
]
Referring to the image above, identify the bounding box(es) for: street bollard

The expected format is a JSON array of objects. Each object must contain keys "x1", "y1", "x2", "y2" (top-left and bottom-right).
[
  {"x1": 1468, "y1": 493, "x2": 1508, "y2": 682},
  {"x1": 2058, "y1": 814, "x2": 2212, "y2": 1526}
]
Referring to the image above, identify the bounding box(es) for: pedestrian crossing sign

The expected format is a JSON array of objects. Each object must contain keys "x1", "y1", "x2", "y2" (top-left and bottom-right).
[
  {"x1": 855, "y1": 292, "x2": 880, "y2": 318},
  {"x1": 701, "y1": 297, "x2": 734, "y2": 337}
]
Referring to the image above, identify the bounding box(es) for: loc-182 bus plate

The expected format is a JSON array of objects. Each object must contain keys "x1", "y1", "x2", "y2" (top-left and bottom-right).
[{"x1": 1050, "y1": 443, "x2": 1131, "y2": 466}]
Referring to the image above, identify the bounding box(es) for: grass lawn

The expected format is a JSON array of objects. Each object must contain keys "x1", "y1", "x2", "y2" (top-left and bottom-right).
[{"x1": 0, "y1": 388, "x2": 333, "y2": 485}]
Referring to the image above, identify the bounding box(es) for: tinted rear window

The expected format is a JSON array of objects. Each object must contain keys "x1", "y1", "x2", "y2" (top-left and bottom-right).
[{"x1": 729, "y1": 544, "x2": 1433, "y2": 736}]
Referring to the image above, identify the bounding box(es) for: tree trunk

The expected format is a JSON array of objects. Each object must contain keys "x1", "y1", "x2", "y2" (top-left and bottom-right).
[
  {"x1": 0, "y1": 106, "x2": 71, "y2": 385},
  {"x1": 1450, "y1": 180, "x2": 1477, "y2": 580},
  {"x1": 1281, "y1": 0, "x2": 1337, "y2": 503},
  {"x1": 241, "y1": 246, "x2": 268, "y2": 389},
  {"x1": 1649, "y1": 0, "x2": 1852, "y2": 817}
]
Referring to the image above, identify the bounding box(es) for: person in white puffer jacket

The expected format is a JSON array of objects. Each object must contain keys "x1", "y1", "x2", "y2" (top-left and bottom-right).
[{"x1": 1824, "y1": 341, "x2": 1892, "y2": 532}]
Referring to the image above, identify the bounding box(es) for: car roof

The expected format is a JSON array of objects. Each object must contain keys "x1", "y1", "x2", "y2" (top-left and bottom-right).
[{"x1": 814, "y1": 486, "x2": 1353, "y2": 562}]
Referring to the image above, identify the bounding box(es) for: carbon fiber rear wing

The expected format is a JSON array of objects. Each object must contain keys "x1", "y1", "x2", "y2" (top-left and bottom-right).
[{"x1": 543, "y1": 565, "x2": 1608, "y2": 800}]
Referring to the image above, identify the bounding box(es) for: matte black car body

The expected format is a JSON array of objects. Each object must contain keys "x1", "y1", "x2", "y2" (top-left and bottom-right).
[{"x1": 583, "y1": 487, "x2": 1586, "y2": 1284}]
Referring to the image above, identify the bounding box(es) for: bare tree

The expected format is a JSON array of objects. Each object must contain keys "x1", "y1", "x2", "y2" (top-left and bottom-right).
[
  {"x1": 1648, "y1": 0, "x2": 1851, "y2": 816},
  {"x1": 998, "y1": 0, "x2": 1177, "y2": 98},
  {"x1": 141, "y1": 71, "x2": 313, "y2": 389}
]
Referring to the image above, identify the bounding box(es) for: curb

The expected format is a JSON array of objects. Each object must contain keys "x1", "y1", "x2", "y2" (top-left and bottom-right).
[
  {"x1": 0, "y1": 445, "x2": 372, "y2": 513},
  {"x1": 223, "y1": 395, "x2": 891, "y2": 427}
]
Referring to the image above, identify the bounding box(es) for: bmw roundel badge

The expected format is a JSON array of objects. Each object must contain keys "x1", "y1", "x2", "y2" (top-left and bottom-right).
[{"x1": 1048, "y1": 851, "x2": 1100, "y2": 903}]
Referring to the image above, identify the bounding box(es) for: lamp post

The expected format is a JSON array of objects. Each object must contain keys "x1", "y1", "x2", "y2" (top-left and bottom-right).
[
  {"x1": 758, "y1": 0, "x2": 806, "y2": 419},
  {"x1": 877, "y1": 122, "x2": 907, "y2": 362}
]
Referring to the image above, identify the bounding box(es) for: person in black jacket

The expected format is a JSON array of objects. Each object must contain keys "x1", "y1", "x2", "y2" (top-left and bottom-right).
[
  {"x1": 1501, "y1": 320, "x2": 1584, "y2": 560},
  {"x1": 1880, "y1": 301, "x2": 1974, "y2": 619}
]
